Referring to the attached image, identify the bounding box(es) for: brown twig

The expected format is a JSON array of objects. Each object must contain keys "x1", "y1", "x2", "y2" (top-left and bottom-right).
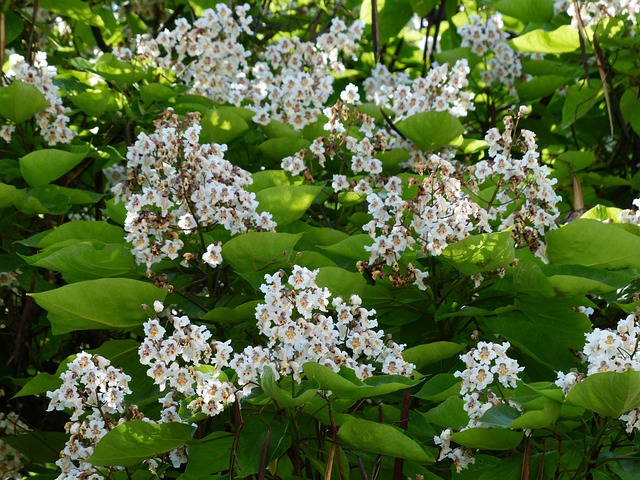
[
  {"x1": 392, "y1": 388, "x2": 412, "y2": 480},
  {"x1": 26, "y1": 0, "x2": 39, "y2": 66},
  {"x1": 371, "y1": 0, "x2": 380, "y2": 64}
]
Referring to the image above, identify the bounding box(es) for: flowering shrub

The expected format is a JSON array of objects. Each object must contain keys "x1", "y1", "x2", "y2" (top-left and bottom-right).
[{"x1": 2, "y1": 1, "x2": 640, "y2": 479}]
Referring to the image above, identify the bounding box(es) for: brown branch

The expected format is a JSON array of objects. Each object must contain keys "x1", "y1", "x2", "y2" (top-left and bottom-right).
[{"x1": 371, "y1": 0, "x2": 380, "y2": 64}]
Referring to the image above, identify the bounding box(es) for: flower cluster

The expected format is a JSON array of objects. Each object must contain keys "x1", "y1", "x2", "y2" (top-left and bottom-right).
[
  {"x1": 619, "y1": 198, "x2": 640, "y2": 225},
  {"x1": 125, "y1": 5, "x2": 363, "y2": 130},
  {"x1": 556, "y1": 0, "x2": 640, "y2": 28},
  {"x1": 0, "y1": 411, "x2": 29, "y2": 479},
  {"x1": 0, "y1": 269, "x2": 21, "y2": 307},
  {"x1": 458, "y1": 13, "x2": 522, "y2": 93},
  {"x1": 139, "y1": 266, "x2": 415, "y2": 418},
  {"x1": 113, "y1": 109, "x2": 275, "y2": 267},
  {"x1": 250, "y1": 266, "x2": 414, "y2": 382},
  {"x1": 556, "y1": 312, "x2": 640, "y2": 433},
  {"x1": 139, "y1": 310, "x2": 238, "y2": 417},
  {"x1": 131, "y1": 4, "x2": 253, "y2": 106},
  {"x1": 249, "y1": 18, "x2": 364, "y2": 129},
  {"x1": 469, "y1": 111, "x2": 562, "y2": 252},
  {"x1": 46, "y1": 353, "x2": 133, "y2": 479},
  {"x1": 363, "y1": 59, "x2": 475, "y2": 120},
  {"x1": 435, "y1": 341, "x2": 524, "y2": 472},
  {"x1": 3, "y1": 52, "x2": 75, "y2": 145}
]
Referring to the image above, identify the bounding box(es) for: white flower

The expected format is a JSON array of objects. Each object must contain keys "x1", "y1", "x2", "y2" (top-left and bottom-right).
[{"x1": 203, "y1": 243, "x2": 223, "y2": 268}]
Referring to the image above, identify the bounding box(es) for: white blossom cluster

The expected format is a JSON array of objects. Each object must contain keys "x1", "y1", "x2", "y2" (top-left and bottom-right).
[
  {"x1": 435, "y1": 341, "x2": 524, "y2": 472},
  {"x1": 619, "y1": 198, "x2": 640, "y2": 225},
  {"x1": 556, "y1": 312, "x2": 640, "y2": 433},
  {"x1": 139, "y1": 310, "x2": 239, "y2": 417},
  {"x1": 0, "y1": 411, "x2": 29, "y2": 479},
  {"x1": 458, "y1": 13, "x2": 522, "y2": 94},
  {"x1": 555, "y1": 0, "x2": 640, "y2": 28},
  {"x1": 113, "y1": 109, "x2": 275, "y2": 267},
  {"x1": 47, "y1": 352, "x2": 190, "y2": 478},
  {"x1": 2, "y1": 52, "x2": 75, "y2": 145},
  {"x1": 122, "y1": 4, "x2": 363, "y2": 130},
  {"x1": 139, "y1": 266, "x2": 414, "y2": 416},
  {"x1": 129, "y1": 4, "x2": 253, "y2": 106},
  {"x1": 0, "y1": 270, "x2": 21, "y2": 304},
  {"x1": 46, "y1": 353, "x2": 133, "y2": 479},
  {"x1": 249, "y1": 18, "x2": 364, "y2": 130},
  {"x1": 470, "y1": 112, "x2": 562, "y2": 246},
  {"x1": 363, "y1": 60, "x2": 475, "y2": 120}
]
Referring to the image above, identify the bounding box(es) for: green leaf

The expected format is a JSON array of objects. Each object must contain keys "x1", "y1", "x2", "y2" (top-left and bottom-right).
[
  {"x1": 185, "y1": 432, "x2": 234, "y2": 477},
  {"x1": 303, "y1": 363, "x2": 418, "y2": 399},
  {"x1": 260, "y1": 366, "x2": 319, "y2": 407},
  {"x1": 542, "y1": 264, "x2": 637, "y2": 296},
  {"x1": 200, "y1": 107, "x2": 249, "y2": 144},
  {"x1": 631, "y1": 101, "x2": 640, "y2": 137},
  {"x1": 4, "y1": 432, "x2": 68, "y2": 463},
  {"x1": 566, "y1": 370, "x2": 640, "y2": 418},
  {"x1": 479, "y1": 405, "x2": 521, "y2": 428},
  {"x1": 315, "y1": 267, "x2": 367, "y2": 299},
  {"x1": 402, "y1": 342, "x2": 463, "y2": 370},
  {"x1": 508, "y1": 399, "x2": 560, "y2": 429},
  {"x1": 89, "y1": 420, "x2": 192, "y2": 467},
  {"x1": 259, "y1": 120, "x2": 304, "y2": 139},
  {"x1": 338, "y1": 417, "x2": 434, "y2": 463},
  {"x1": 255, "y1": 185, "x2": 323, "y2": 225},
  {"x1": 202, "y1": 300, "x2": 261, "y2": 324},
  {"x1": 485, "y1": 297, "x2": 591, "y2": 371},
  {"x1": 4, "y1": 13, "x2": 24, "y2": 45},
  {"x1": 451, "y1": 428, "x2": 523, "y2": 450},
  {"x1": 515, "y1": 75, "x2": 568, "y2": 101},
  {"x1": 441, "y1": 229, "x2": 515, "y2": 275},
  {"x1": 410, "y1": 0, "x2": 438, "y2": 16},
  {"x1": 247, "y1": 170, "x2": 299, "y2": 192},
  {"x1": 321, "y1": 234, "x2": 372, "y2": 260},
  {"x1": 580, "y1": 205, "x2": 624, "y2": 223},
  {"x1": 70, "y1": 90, "x2": 120, "y2": 118},
  {"x1": 22, "y1": 242, "x2": 135, "y2": 282},
  {"x1": 94, "y1": 54, "x2": 145, "y2": 85},
  {"x1": 546, "y1": 219, "x2": 640, "y2": 269},
  {"x1": 40, "y1": 0, "x2": 104, "y2": 26},
  {"x1": 30, "y1": 278, "x2": 167, "y2": 334},
  {"x1": 415, "y1": 374, "x2": 461, "y2": 402},
  {"x1": 396, "y1": 111, "x2": 464, "y2": 151},
  {"x1": 258, "y1": 138, "x2": 311, "y2": 162},
  {"x1": 562, "y1": 80, "x2": 600, "y2": 127},
  {"x1": 13, "y1": 372, "x2": 61, "y2": 398},
  {"x1": 222, "y1": 232, "x2": 302, "y2": 273},
  {"x1": 511, "y1": 25, "x2": 581, "y2": 54},
  {"x1": 422, "y1": 396, "x2": 469, "y2": 429},
  {"x1": 22, "y1": 221, "x2": 125, "y2": 248},
  {"x1": 493, "y1": 0, "x2": 554, "y2": 23},
  {"x1": 0, "y1": 80, "x2": 49, "y2": 123},
  {"x1": 20, "y1": 146, "x2": 90, "y2": 187},
  {"x1": 360, "y1": 0, "x2": 415, "y2": 44},
  {"x1": 139, "y1": 83, "x2": 177, "y2": 104}
]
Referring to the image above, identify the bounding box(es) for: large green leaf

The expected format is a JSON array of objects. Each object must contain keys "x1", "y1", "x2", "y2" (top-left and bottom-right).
[
  {"x1": 562, "y1": 80, "x2": 600, "y2": 126},
  {"x1": 221, "y1": 232, "x2": 302, "y2": 273},
  {"x1": 484, "y1": 296, "x2": 591, "y2": 371},
  {"x1": 493, "y1": 0, "x2": 554, "y2": 23},
  {"x1": 70, "y1": 90, "x2": 120, "y2": 118},
  {"x1": 515, "y1": 75, "x2": 568, "y2": 101},
  {"x1": 542, "y1": 264, "x2": 637, "y2": 296},
  {"x1": 315, "y1": 266, "x2": 367, "y2": 299},
  {"x1": 511, "y1": 25, "x2": 580, "y2": 54},
  {"x1": 40, "y1": 0, "x2": 104, "y2": 26},
  {"x1": 21, "y1": 221, "x2": 126, "y2": 248},
  {"x1": 94, "y1": 54, "x2": 145, "y2": 85},
  {"x1": 185, "y1": 432, "x2": 234, "y2": 477},
  {"x1": 303, "y1": 363, "x2": 418, "y2": 399},
  {"x1": 414, "y1": 374, "x2": 461, "y2": 402},
  {"x1": 338, "y1": 417, "x2": 434, "y2": 463},
  {"x1": 258, "y1": 138, "x2": 310, "y2": 162},
  {"x1": 255, "y1": 185, "x2": 323, "y2": 226},
  {"x1": 441, "y1": 229, "x2": 515, "y2": 275},
  {"x1": 200, "y1": 107, "x2": 249, "y2": 144},
  {"x1": 402, "y1": 342, "x2": 463, "y2": 370},
  {"x1": 13, "y1": 372, "x2": 62, "y2": 398},
  {"x1": 451, "y1": 428, "x2": 523, "y2": 450},
  {"x1": 422, "y1": 396, "x2": 469, "y2": 429},
  {"x1": 566, "y1": 370, "x2": 640, "y2": 418},
  {"x1": 89, "y1": 420, "x2": 192, "y2": 467},
  {"x1": 396, "y1": 111, "x2": 464, "y2": 151},
  {"x1": 321, "y1": 234, "x2": 372, "y2": 260},
  {"x1": 360, "y1": 0, "x2": 415, "y2": 44},
  {"x1": 202, "y1": 300, "x2": 261, "y2": 324},
  {"x1": 260, "y1": 366, "x2": 319, "y2": 408},
  {"x1": 508, "y1": 399, "x2": 560, "y2": 429},
  {"x1": 546, "y1": 219, "x2": 640, "y2": 269},
  {"x1": 22, "y1": 242, "x2": 135, "y2": 282},
  {"x1": 30, "y1": 278, "x2": 167, "y2": 334},
  {"x1": 0, "y1": 80, "x2": 49, "y2": 123},
  {"x1": 20, "y1": 146, "x2": 90, "y2": 187}
]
